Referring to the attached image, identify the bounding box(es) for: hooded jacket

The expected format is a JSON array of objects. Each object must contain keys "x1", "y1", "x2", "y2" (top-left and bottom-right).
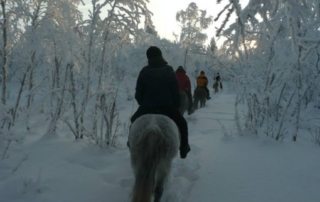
[
  {"x1": 135, "y1": 56, "x2": 180, "y2": 108},
  {"x1": 196, "y1": 72, "x2": 208, "y2": 87},
  {"x1": 175, "y1": 67, "x2": 191, "y2": 92}
]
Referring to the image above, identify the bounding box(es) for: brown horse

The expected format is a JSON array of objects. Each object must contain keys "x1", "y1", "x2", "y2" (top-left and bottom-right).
[
  {"x1": 179, "y1": 90, "x2": 189, "y2": 115},
  {"x1": 128, "y1": 114, "x2": 179, "y2": 202},
  {"x1": 193, "y1": 87, "x2": 207, "y2": 109}
]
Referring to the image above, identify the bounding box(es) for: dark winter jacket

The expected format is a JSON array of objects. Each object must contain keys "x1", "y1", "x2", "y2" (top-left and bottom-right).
[
  {"x1": 215, "y1": 75, "x2": 221, "y2": 82},
  {"x1": 135, "y1": 57, "x2": 180, "y2": 108}
]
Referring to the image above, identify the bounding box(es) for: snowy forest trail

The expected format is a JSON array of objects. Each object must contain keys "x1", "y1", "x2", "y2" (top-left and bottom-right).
[
  {"x1": 174, "y1": 89, "x2": 320, "y2": 202},
  {"x1": 1, "y1": 88, "x2": 320, "y2": 202},
  {"x1": 167, "y1": 91, "x2": 239, "y2": 202}
]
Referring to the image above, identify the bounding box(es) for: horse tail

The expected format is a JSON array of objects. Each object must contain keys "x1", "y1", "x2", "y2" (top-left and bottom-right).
[{"x1": 132, "y1": 126, "x2": 165, "y2": 202}]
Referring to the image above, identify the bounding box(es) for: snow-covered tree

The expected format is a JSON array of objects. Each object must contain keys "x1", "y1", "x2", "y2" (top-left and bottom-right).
[
  {"x1": 0, "y1": 0, "x2": 22, "y2": 105},
  {"x1": 144, "y1": 15, "x2": 158, "y2": 36},
  {"x1": 176, "y1": 2, "x2": 212, "y2": 67},
  {"x1": 216, "y1": 0, "x2": 320, "y2": 141},
  {"x1": 66, "y1": 0, "x2": 152, "y2": 144}
]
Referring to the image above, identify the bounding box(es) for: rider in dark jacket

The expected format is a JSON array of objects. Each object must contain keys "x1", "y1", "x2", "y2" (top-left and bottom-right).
[
  {"x1": 215, "y1": 72, "x2": 223, "y2": 89},
  {"x1": 131, "y1": 46, "x2": 191, "y2": 159}
]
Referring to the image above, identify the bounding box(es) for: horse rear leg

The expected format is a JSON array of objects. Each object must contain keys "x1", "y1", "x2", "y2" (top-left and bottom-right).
[
  {"x1": 200, "y1": 98, "x2": 206, "y2": 108},
  {"x1": 131, "y1": 151, "x2": 156, "y2": 202},
  {"x1": 154, "y1": 161, "x2": 170, "y2": 202},
  {"x1": 193, "y1": 98, "x2": 199, "y2": 110},
  {"x1": 154, "y1": 185, "x2": 163, "y2": 202}
]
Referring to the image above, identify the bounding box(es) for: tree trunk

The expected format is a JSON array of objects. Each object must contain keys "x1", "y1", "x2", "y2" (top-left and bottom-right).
[
  {"x1": 293, "y1": 46, "x2": 303, "y2": 142},
  {"x1": 27, "y1": 51, "x2": 36, "y2": 109},
  {"x1": 10, "y1": 64, "x2": 32, "y2": 129},
  {"x1": 69, "y1": 64, "x2": 81, "y2": 139},
  {"x1": 183, "y1": 48, "x2": 188, "y2": 68},
  {"x1": 1, "y1": 0, "x2": 8, "y2": 105}
]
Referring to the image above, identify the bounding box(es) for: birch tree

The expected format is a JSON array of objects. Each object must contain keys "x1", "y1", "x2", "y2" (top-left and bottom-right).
[
  {"x1": 58, "y1": 0, "x2": 152, "y2": 143},
  {"x1": 176, "y1": 2, "x2": 212, "y2": 67},
  {"x1": 216, "y1": 0, "x2": 320, "y2": 141},
  {"x1": 0, "y1": 0, "x2": 18, "y2": 105},
  {"x1": 39, "y1": 0, "x2": 83, "y2": 135},
  {"x1": 0, "y1": 0, "x2": 8, "y2": 105}
]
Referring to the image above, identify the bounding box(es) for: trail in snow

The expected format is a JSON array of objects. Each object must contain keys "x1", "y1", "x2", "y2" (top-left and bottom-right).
[
  {"x1": 160, "y1": 91, "x2": 237, "y2": 202},
  {"x1": 168, "y1": 90, "x2": 320, "y2": 202},
  {"x1": 1, "y1": 88, "x2": 320, "y2": 202}
]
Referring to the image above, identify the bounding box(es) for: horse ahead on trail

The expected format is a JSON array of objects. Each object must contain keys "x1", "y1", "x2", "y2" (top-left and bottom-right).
[
  {"x1": 213, "y1": 81, "x2": 220, "y2": 93},
  {"x1": 193, "y1": 71, "x2": 209, "y2": 109},
  {"x1": 213, "y1": 72, "x2": 223, "y2": 93},
  {"x1": 128, "y1": 114, "x2": 179, "y2": 202},
  {"x1": 193, "y1": 87, "x2": 207, "y2": 109},
  {"x1": 178, "y1": 90, "x2": 189, "y2": 115}
]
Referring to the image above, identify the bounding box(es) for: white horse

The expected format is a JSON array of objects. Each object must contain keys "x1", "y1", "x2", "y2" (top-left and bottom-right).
[{"x1": 128, "y1": 114, "x2": 179, "y2": 202}]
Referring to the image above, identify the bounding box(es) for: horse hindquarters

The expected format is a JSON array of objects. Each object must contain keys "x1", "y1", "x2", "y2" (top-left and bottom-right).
[
  {"x1": 213, "y1": 82, "x2": 218, "y2": 92},
  {"x1": 194, "y1": 87, "x2": 207, "y2": 109},
  {"x1": 130, "y1": 130, "x2": 162, "y2": 202},
  {"x1": 200, "y1": 97, "x2": 206, "y2": 108},
  {"x1": 129, "y1": 115, "x2": 179, "y2": 202},
  {"x1": 154, "y1": 159, "x2": 172, "y2": 202},
  {"x1": 193, "y1": 88, "x2": 200, "y2": 109},
  {"x1": 178, "y1": 91, "x2": 189, "y2": 115}
]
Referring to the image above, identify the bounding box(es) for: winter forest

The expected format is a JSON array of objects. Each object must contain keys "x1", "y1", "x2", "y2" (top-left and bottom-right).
[{"x1": 1, "y1": 0, "x2": 320, "y2": 202}]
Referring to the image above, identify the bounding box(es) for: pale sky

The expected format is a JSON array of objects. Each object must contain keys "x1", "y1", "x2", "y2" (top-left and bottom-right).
[
  {"x1": 148, "y1": 0, "x2": 226, "y2": 42},
  {"x1": 79, "y1": 0, "x2": 249, "y2": 45},
  {"x1": 148, "y1": 0, "x2": 250, "y2": 46}
]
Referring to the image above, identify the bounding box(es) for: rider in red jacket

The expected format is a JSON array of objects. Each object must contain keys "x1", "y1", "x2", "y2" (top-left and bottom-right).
[{"x1": 175, "y1": 66, "x2": 193, "y2": 114}]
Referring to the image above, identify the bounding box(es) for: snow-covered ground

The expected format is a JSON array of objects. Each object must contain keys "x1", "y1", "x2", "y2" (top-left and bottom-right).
[{"x1": 1, "y1": 86, "x2": 320, "y2": 202}]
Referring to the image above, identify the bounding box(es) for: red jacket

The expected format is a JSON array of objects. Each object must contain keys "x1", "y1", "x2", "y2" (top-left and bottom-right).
[{"x1": 176, "y1": 68, "x2": 191, "y2": 92}]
